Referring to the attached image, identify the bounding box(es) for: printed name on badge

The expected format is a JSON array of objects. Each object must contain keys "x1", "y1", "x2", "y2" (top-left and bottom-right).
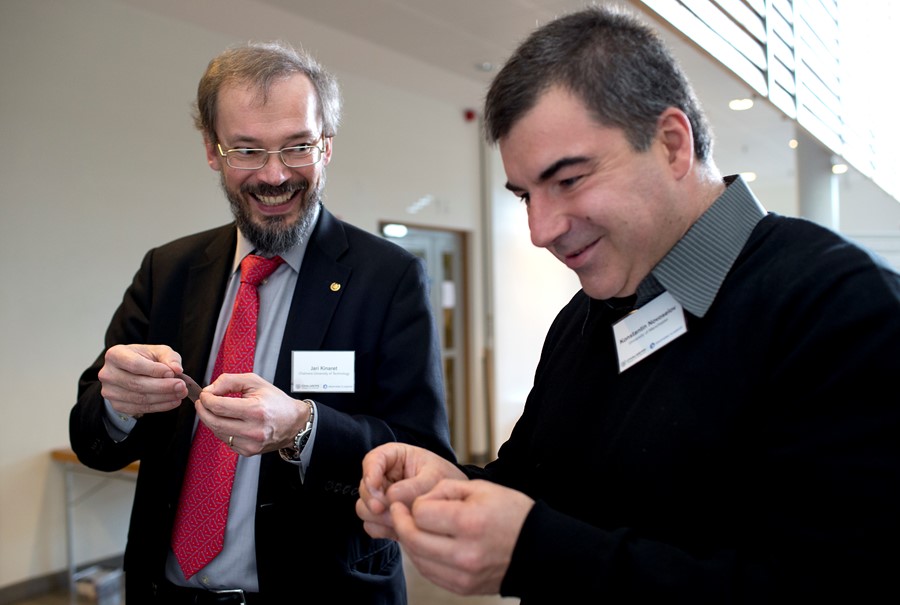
[
  {"x1": 612, "y1": 291, "x2": 687, "y2": 372},
  {"x1": 292, "y1": 350, "x2": 355, "y2": 393}
]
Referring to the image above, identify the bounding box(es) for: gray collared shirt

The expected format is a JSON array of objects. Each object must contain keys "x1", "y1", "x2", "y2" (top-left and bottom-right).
[{"x1": 637, "y1": 175, "x2": 767, "y2": 317}]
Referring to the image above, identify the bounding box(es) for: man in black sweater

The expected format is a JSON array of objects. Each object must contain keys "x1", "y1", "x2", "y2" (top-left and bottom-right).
[{"x1": 356, "y1": 5, "x2": 900, "y2": 603}]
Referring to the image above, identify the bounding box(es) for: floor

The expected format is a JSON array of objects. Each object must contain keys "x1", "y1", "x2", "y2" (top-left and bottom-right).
[{"x1": 9, "y1": 554, "x2": 518, "y2": 605}]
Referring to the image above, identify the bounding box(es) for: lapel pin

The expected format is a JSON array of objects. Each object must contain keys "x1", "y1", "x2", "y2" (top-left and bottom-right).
[{"x1": 330, "y1": 282, "x2": 342, "y2": 292}]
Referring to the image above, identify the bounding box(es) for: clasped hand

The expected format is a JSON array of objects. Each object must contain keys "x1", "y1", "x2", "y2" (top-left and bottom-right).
[
  {"x1": 100, "y1": 344, "x2": 308, "y2": 455},
  {"x1": 356, "y1": 443, "x2": 535, "y2": 596}
]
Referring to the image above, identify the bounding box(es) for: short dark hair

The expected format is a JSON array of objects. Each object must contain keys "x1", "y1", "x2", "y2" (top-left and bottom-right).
[
  {"x1": 483, "y1": 5, "x2": 713, "y2": 161},
  {"x1": 195, "y1": 40, "x2": 341, "y2": 146}
]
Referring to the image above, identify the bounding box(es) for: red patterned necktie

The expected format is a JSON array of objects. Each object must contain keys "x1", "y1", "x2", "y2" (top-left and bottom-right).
[{"x1": 171, "y1": 254, "x2": 284, "y2": 579}]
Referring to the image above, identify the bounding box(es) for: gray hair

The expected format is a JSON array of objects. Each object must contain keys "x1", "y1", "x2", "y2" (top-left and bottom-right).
[
  {"x1": 483, "y1": 5, "x2": 713, "y2": 161},
  {"x1": 195, "y1": 40, "x2": 342, "y2": 145}
]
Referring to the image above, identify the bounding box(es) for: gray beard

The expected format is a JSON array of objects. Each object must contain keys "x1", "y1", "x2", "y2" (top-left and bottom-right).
[{"x1": 221, "y1": 174, "x2": 324, "y2": 256}]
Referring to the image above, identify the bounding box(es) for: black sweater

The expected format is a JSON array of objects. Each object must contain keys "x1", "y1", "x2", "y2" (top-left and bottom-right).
[{"x1": 472, "y1": 214, "x2": 900, "y2": 603}]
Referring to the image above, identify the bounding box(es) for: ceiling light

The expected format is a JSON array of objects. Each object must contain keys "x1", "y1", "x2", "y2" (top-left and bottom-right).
[
  {"x1": 788, "y1": 139, "x2": 798, "y2": 149},
  {"x1": 406, "y1": 194, "x2": 434, "y2": 214},
  {"x1": 832, "y1": 163, "x2": 849, "y2": 175},
  {"x1": 382, "y1": 223, "x2": 409, "y2": 238},
  {"x1": 740, "y1": 171, "x2": 757, "y2": 182},
  {"x1": 728, "y1": 98, "x2": 754, "y2": 111}
]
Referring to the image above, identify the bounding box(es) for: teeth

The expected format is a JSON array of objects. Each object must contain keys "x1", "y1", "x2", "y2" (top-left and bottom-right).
[{"x1": 257, "y1": 192, "x2": 293, "y2": 206}]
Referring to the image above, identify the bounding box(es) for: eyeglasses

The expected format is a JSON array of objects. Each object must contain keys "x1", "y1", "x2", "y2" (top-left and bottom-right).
[{"x1": 216, "y1": 137, "x2": 325, "y2": 170}]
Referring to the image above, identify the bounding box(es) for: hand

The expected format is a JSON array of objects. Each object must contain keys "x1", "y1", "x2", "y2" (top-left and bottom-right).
[
  {"x1": 99, "y1": 344, "x2": 188, "y2": 417},
  {"x1": 356, "y1": 443, "x2": 465, "y2": 540},
  {"x1": 392, "y1": 479, "x2": 534, "y2": 596},
  {"x1": 197, "y1": 373, "x2": 310, "y2": 457}
]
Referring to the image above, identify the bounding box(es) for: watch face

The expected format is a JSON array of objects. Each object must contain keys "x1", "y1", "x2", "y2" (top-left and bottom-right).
[{"x1": 294, "y1": 428, "x2": 311, "y2": 452}]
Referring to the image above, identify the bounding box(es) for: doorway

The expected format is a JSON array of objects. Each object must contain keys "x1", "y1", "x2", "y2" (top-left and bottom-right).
[{"x1": 380, "y1": 223, "x2": 473, "y2": 460}]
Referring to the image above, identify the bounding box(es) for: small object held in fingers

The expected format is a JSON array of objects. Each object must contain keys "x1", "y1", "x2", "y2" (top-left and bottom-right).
[{"x1": 178, "y1": 373, "x2": 203, "y2": 403}]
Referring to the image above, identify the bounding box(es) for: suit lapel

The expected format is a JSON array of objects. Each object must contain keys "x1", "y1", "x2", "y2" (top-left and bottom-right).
[
  {"x1": 263, "y1": 209, "x2": 350, "y2": 502},
  {"x1": 180, "y1": 227, "x2": 237, "y2": 379},
  {"x1": 274, "y1": 208, "x2": 351, "y2": 390}
]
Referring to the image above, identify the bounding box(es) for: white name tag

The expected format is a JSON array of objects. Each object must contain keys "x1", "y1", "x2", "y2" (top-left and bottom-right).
[
  {"x1": 292, "y1": 350, "x2": 355, "y2": 392},
  {"x1": 612, "y1": 291, "x2": 687, "y2": 372}
]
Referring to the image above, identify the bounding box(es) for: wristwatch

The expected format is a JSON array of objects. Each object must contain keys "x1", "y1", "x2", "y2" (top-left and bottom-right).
[{"x1": 278, "y1": 399, "x2": 315, "y2": 462}]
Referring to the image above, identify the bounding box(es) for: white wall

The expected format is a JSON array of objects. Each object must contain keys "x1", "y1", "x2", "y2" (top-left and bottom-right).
[{"x1": 1, "y1": 0, "x2": 230, "y2": 588}]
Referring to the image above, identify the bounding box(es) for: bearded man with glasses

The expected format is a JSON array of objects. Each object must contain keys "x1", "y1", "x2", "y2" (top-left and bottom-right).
[{"x1": 70, "y1": 40, "x2": 454, "y2": 605}]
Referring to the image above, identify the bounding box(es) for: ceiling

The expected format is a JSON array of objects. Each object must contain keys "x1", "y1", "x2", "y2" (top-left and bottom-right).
[
  {"x1": 239, "y1": 0, "x2": 800, "y2": 196},
  {"x1": 255, "y1": 0, "x2": 797, "y2": 195}
]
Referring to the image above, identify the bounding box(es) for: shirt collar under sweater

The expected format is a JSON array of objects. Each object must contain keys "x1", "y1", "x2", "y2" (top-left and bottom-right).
[{"x1": 632, "y1": 174, "x2": 767, "y2": 318}]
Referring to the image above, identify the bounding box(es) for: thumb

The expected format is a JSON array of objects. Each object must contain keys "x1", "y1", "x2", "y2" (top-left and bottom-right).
[
  {"x1": 144, "y1": 344, "x2": 183, "y2": 374},
  {"x1": 389, "y1": 501, "x2": 416, "y2": 537},
  {"x1": 206, "y1": 372, "x2": 256, "y2": 396},
  {"x1": 417, "y1": 478, "x2": 474, "y2": 503}
]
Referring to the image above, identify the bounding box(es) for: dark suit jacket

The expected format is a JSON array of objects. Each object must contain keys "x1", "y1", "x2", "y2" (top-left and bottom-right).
[{"x1": 70, "y1": 207, "x2": 455, "y2": 604}]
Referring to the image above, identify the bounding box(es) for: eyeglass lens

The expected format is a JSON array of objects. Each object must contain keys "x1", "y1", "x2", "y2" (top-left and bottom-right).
[{"x1": 224, "y1": 145, "x2": 322, "y2": 169}]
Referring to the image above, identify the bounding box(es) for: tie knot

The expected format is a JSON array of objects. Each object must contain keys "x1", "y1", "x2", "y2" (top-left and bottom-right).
[{"x1": 240, "y1": 254, "x2": 284, "y2": 286}]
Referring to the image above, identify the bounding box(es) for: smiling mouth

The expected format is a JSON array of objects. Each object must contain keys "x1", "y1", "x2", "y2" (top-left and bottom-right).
[
  {"x1": 566, "y1": 246, "x2": 587, "y2": 259},
  {"x1": 250, "y1": 182, "x2": 308, "y2": 207},
  {"x1": 255, "y1": 191, "x2": 295, "y2": 206},
  {"x1": 564, "y1": 239, "x2": 597, "y2": 259},
  {"x1": 557, "y1": 238, "x2": 601, "y2": 268}
]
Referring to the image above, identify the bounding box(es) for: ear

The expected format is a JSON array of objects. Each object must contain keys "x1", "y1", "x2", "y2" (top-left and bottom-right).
[
  {"x1": 204, "y1": 135, "x2": 223, "y2": 172},
  {"x1": 656, "y1": 108, "x2": 694, "y2": 180},
  {"x1": 321, "y1": 136, "x2": 334, "y2": 167}
]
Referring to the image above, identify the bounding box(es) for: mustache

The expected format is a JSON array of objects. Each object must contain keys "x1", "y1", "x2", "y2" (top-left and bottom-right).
[{"x1": 241, "y1": 180, "x2": 308, "y2": 197}]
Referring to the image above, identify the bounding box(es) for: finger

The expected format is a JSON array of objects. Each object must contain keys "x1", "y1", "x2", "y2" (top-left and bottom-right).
[
  {"x1": 390, "y1": 501, "x2": 419, "y2": 541},
  {"x1": 101, "y1": 373, "x2": 187, "y2": 407},
  {"x1": 357, "y1": 478, "x2": 388, "y2": 516},
  {"x1": 355, "y1": 498, "x2": 396, "y2": 539},
  {"x1": 194, "y1": 397, "x2": 238, "y2": 431},
  {"x1": 409, "y1": 496, "x2": 472, "y2": 537},
  {"x1": 198, "y1": 390, "x2": 248, "y2": 421},
  {"x1": 195, "y1": 397, "x2": 252, "y2": 447},
  {"x1": 155, "y1": 347, "x2": 184, "y2": 375},
  {"x1": 384, "y1": 465, "x2": 464, "y2": 509},
  {"x1": 102, "y1": 381, "x2": 183, "y2": 404},
  {"x1": 360, "y1": 446, "x2": 393, "y2": 499},
  {"x1": 360, "y1": 519, "x2": 399, "y2": 541},
  {"x1": 206, "y1": 372, "x2": 260, "y2": 397},
  {"x1": 391, "y1": 501, "x2": 458, "y2": 561},
  {"x1": 417, "y1": 477, "x2": 475, "y2": 503},
  {"x1": 384, "y1": 476, "x2": 435, "y2": 508},
  {"x1": 106, "y1": 344, "x2": 181, "y2": 379}
]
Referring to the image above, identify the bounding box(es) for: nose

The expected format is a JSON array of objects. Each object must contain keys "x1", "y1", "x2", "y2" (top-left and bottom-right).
[
  {"x1": 527, "y1": 194, "x2": 568, "y2": 249},
  {"x1": 255, "y1": 153, "x2": 291, "y2": 185}
]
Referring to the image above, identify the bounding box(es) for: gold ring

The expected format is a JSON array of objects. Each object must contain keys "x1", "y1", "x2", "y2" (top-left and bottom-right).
[{"x1": 228, "y1": 435, "x2": 234, "y2": 448}]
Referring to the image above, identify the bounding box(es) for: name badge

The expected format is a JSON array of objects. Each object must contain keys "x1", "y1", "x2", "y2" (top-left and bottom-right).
[
  {"x1": 612, "y1": 291, "x2": 687, "y2": 372},
  {"x1": 292, "y1": 350, "x2": 355, "y2": 392}
]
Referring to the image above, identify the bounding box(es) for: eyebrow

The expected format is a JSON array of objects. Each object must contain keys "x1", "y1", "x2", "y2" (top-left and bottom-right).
[
  {"x1": 505, "y1": 155, "x2": 591, "y2": 192},
  {"x1": 222, "y1": 130, "x2": 318, "y2": 147}
]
